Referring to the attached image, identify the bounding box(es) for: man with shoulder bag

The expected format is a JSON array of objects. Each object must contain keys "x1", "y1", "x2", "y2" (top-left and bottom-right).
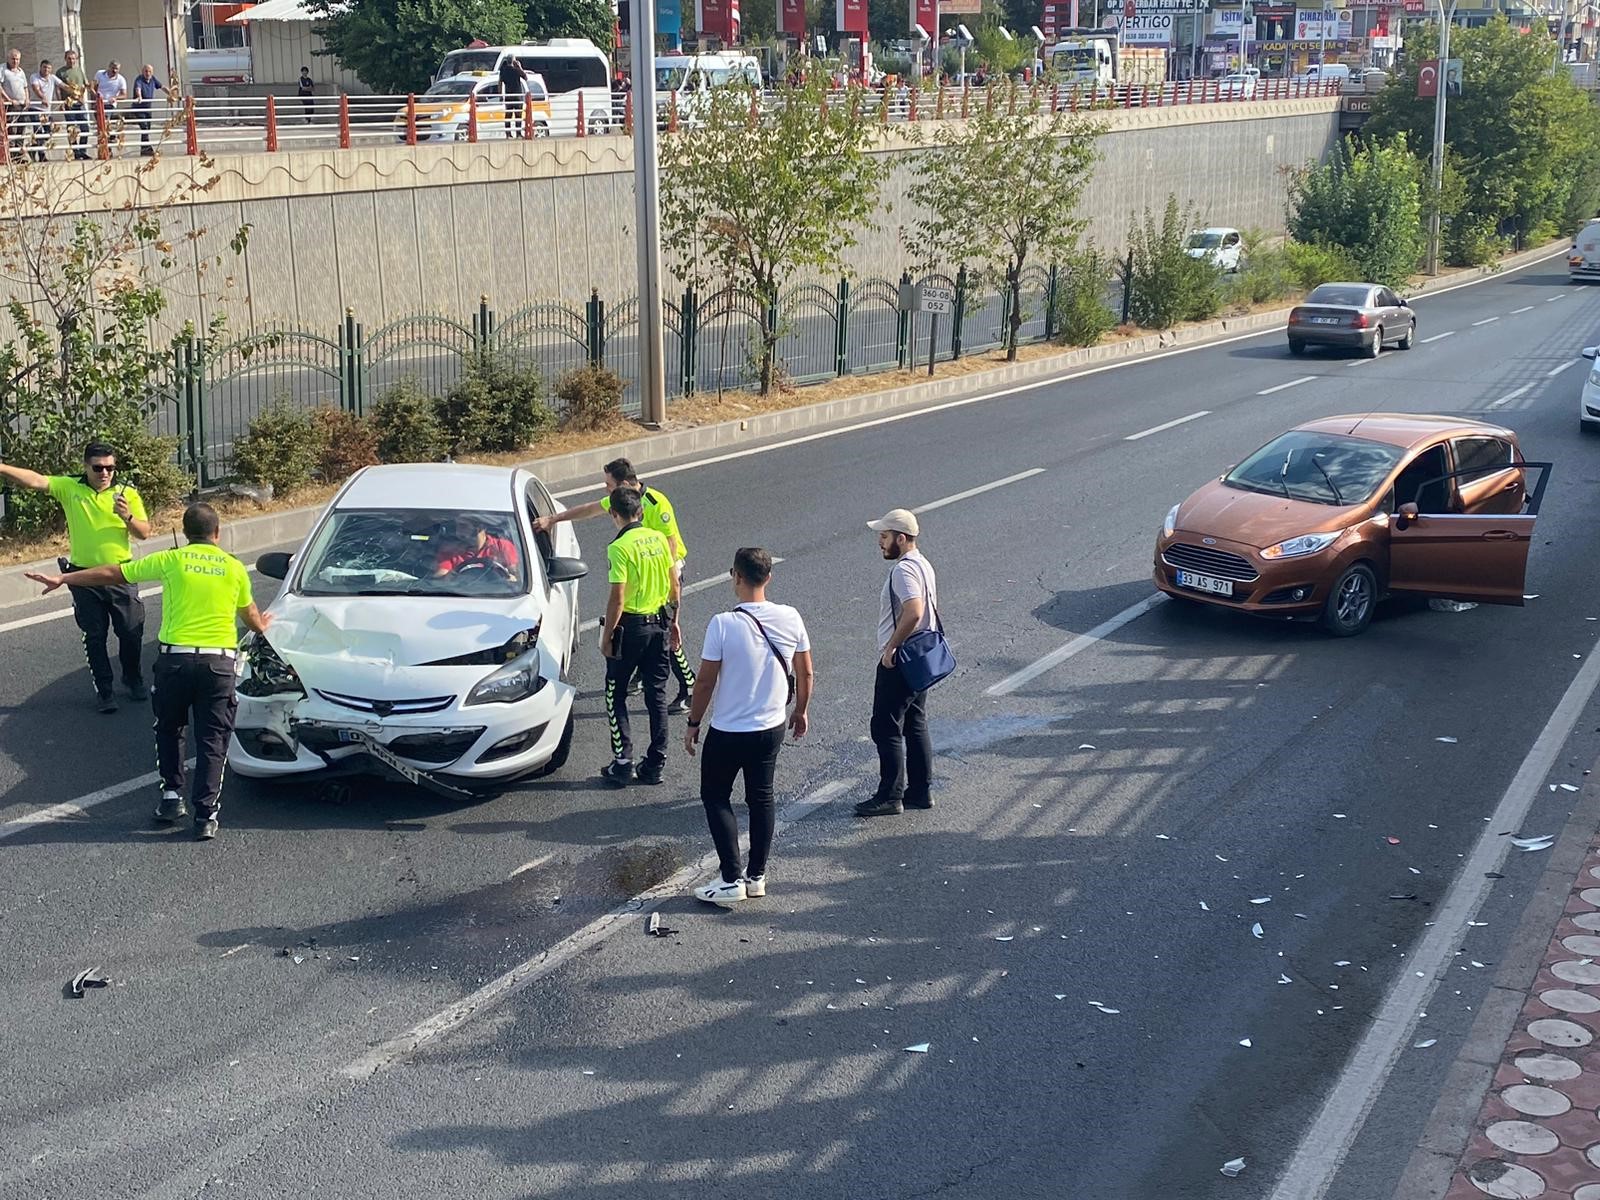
[
  {"x1": 683, "y1": 547, "x2": 813, "y2": 906},
  {"x1": 856, "y1": 508, "x2": 953, "y2": 818}
]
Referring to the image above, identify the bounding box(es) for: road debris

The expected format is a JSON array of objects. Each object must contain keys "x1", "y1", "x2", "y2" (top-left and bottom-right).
[
  {"x1": 994, "y1": 936, "x2": 1015, "y2": 942},
  {"x1": 1239, "y1": 1038, "x2": 1252, "y2": 1047},
  {"x1": 1199, "y1": 901, "x2": 1211, "y2": 912},
  {"x1": 1511, "y1": 835, "x2": 1556, "y2": 852},
  {"x1": 904, "y1": 1043, "x2": 931, "y2": 1053},
  {"x1": 1088, "y1": 1001, "x2": 1121, "y2": 1014},
  {"x1": 1560, "y1": 784, "x2": 1581, "y2": 793},
  {"x1": 1250, "y1": 923, "x2": 1264, "y2": 939},
  {"x1": 1155, "y1": 834, "x2": 1171, "y2": 840},
  {"x1": 646, "y1": 912, "x2": 679, "y2": 938},
  {"x1": 1077, "y1": 744, "x2": 1096, "y2": 750},
  {"x1": 1250, "y1": 897, "x2": 1272, "y2": 905},
  {"x1": 67, "y1": 967, "x2": 108, "y2": 998},
  {"x1": 1414, "y1": 1039, "x2": 1437, "y2": 1049},
  {"x1": 1435, "y1": 737, "x2": 1458, "y2": 744},
  {"x1": 1221, "y1": 1158, "x2": 1247, "y2": 1178},
  {"x1": 1387, "y1": 837, "x2": 1402, "y2": 845},
  {"x1": 1277, "y1": 974, "x2": 1293, "y2": 985}
]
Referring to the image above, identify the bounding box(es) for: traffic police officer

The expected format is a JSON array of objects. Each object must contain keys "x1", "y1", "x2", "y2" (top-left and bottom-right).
[
  {"x1": 27, "y1": 502, "x2": 269, "y2": 840},
  {"x1": 536, "y1": 456, "x2": 697, "y2": 712},
  {"x1": 600, "y1": 486, "x2": 681, "y2": 787},
  {"x1": 0, "y1": 441, "x2": 151, "y2": 712}
]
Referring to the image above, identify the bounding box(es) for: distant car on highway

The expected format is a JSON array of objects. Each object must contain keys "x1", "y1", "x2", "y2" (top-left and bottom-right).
[
  {"x1": 395, "y1": 72, "x2": 553, "y2": 141},
  {"x1": 1217, "y1": 73, "x2": 1257, "y2": 99},
  {"x1": 1153, "y1": 414, "x2": 1549, "y2": 636},
  {"x1": 1569, "y1": 218, "x2": 1600, "y2": 282},
  {"x1": 1185, "y1": 227, "x2": 1245, "y2": 272},
  {"x1": 1579, "y1": 343, "x2": 1600, "y2": 432},
  {"x1": 229, "y1": 464, "x2": 587, "y2": 792},
  {"x1": 1287, "y1": 282, "x2": 1416, "y2": 357}
]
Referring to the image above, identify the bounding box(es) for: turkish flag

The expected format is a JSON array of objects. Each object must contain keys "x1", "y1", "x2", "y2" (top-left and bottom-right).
[{"x1": 1417, "y1": 58, "x2": 1439, "y2": 97}]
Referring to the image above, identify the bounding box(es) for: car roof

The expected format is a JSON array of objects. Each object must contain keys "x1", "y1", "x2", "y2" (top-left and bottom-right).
[
  {"x1": 1195, "y1": 226, "x2": 1239, "y2": 234},
  {"x1": 340, "y1": 464, "x2": 522, "y2": 511},
  {"x1": 1312, "y1": 281, "x2": 1377, "y2": 290},
  {"x1": 1294, "y1": 413, "x2": 1517, "y2": 449}
]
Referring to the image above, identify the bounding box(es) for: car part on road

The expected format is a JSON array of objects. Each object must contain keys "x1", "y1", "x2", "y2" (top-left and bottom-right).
[
  {"x1": 67, "y1": 967, "x2": 108, "y2": 998},
  {"x1": 1221, "y1": 1158, "x2": 1247, "y2": 1177}
]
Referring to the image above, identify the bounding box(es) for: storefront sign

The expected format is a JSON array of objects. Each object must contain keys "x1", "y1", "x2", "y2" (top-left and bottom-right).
[
  {"x1": 1210, "y1": 7, "x2": 1247, "y2": 34},
  {"x1": 836, "y1": 0, "x2": 868, "y2": 32},
  {"x1": 1125, "y1": 12, "x2": 1177, "y2": 42},
  {"x1": 779, "y1": 0, "x2": 806, "y2": 35},
  {"x1": 658, "y1": 0, "x2": 683, "y2": 39}
]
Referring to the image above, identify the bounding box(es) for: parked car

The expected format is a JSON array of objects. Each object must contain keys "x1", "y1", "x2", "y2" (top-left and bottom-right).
[
  {"x1": 1578, "y1": 343, "x2": 1600, "y2": 432},
  {"x1": 1186, "y1": 227, "x2": 1245, "y2": 272},
  {"x1": 1569, "y1": 218, "x2": 1600, "y2": 282},
  {"x1": 229, "y1": 464, "x2": 587, "y2": 792},
  {"x1": 1217, "y1": 73, "x2": 1257, "y2": 99},
  {"x1": 394, "y1": 72, "x2": 552, "y2": 141},
  {"x1": 1152, "y1": 414, "x2": 1549, "y2": 636},
  {"x1": 653, "y1": 51, "x2": 763, "y2": 127},
  {"x1": 435, "y1": 38, "x2": 615, "y2": 134},
  {"x1": 1287, "y1": 282, "x2": 1416, "y2": 357}
]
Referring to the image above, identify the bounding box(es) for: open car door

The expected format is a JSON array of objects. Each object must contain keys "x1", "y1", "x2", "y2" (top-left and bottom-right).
[{"x1": 1388, "y1": 462, "x2": 1551, "y2": 605}]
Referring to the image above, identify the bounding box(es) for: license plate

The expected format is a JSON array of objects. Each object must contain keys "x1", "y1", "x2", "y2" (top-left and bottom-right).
[
  {"x1": 1311, "y1": 316, "x2": 1340, "y2": 324},
  {"x1": 337, "y1": 728, "x2": 364, "y2": 744},
  {"x1": 1176, "y1": 570, "x2": 1233, "y2": 597}
]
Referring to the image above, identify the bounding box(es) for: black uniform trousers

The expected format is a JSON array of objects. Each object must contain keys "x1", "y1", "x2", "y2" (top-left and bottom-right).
[
  {"x1": 605, "y1": 612, "x2": 670, "y2": 766},
  {"x1": 870, "y1": 662, "x2": 933, "y2": 805},
  {"x1": 66, "y1": 566, "x2": 145, "y2": 697},
  {"x1": 152, "y1": 653, "x2": 238, "y2": 818},
  {"x1": 700, "y1": 724, "x2": 785, "y2": 884}
]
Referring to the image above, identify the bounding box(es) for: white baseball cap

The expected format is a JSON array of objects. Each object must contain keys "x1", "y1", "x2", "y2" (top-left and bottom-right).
[{"x1": 867, "y1": 508, "x2": 919, "y2": 537}]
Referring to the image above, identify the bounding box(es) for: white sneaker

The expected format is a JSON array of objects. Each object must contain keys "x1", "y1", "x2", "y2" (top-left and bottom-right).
[
  {"x1": 694, "y1": 877, "x2": 746, "y2": 906},
  {"x1": 743, "y1": 875, "x2": 766, "y2": 898}
]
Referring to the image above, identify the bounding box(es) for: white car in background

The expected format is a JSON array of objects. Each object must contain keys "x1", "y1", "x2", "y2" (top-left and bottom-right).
[
  {"x1": 1186, "y1": 227, "x2": 1246, "y2": 272},
  {"x1": 1580, "y1": 345, "x2": 1600, "y2": 433},
  {"x1": 1217, "y1": 72, "x2": 1257, "y2": 99},
  {"x1": 228, "y1": 464, "x2": 587, "y2": 793}
]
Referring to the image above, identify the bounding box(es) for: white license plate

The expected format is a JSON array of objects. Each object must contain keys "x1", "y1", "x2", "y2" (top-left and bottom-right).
[
  {"x1": 1311, "y1": 316, "x2": 1341, "y2": 324},
  {"x1": 1176, "y1": 570, "x2": 1233, "y2": 597}
]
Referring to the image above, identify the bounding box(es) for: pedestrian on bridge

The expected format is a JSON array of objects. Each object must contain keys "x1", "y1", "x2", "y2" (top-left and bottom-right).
[
  {"x1": 0, "y1": 443, "x2": 152, "y2": 712},
  {"x1": 130, "y1": 65, "x2": 169, "y2": 157},
  {"x1": 683, "y1": 547, "x2": 813, "y2": 906},
  {"x1": 58, "y1": 49, "x2": 90, "y2": 161},
  {"x1": 599, "y1": 487, "x2": 681, "y2": 788},
  {"x1": 856, "y1": 508, "x2": 939, "y2": 818},
  {"x1": 536, "y1": 457, "x2": 698, "y2": 713},
  {"x1": 26, "y1": 502, "x2": 269, "y2": 840}
]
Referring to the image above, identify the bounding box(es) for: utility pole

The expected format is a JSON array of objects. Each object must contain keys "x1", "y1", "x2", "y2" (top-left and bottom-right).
[
  {"x1": 1424, "y1": 0, "x2": 1458, "y2": 275},
  {"x1": 630, "y1": 0, "x2": 667, "y2": 426}
]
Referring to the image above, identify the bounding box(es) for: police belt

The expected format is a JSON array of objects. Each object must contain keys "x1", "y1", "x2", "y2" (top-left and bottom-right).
[
  {"x1": 617, "y1": 607, "x2": 671, "y2": 627},
  {"x1": 160, "y1": 644, "x2": 238, "y2": 659}
]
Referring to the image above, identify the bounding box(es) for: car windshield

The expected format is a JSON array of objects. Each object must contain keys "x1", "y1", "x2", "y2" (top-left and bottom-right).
[
  {"x1": 1224, "y1": 431, "x2": 1404, "y2": 506},
  {"x1": 298, "y1": 508, "x2": 528, "y2": 597},
  {"x1": 424, "y1": 80, "x2": 477, "y2": 96},
  {"x1": 1053, "y1": 47, "x2": 1098, "y2": 68},
  {"x1": 1187, "y1": 232, "x2": 1224, "y2": 249},
  {"x1": 439, "y1": 50, "x2": 499, "y2": 76},
  {"x1": 655, "y1": 66, "x2": 687, "y2": 89},
  {"x1": 1307, "y1": 284, "x2": 1373, "y2": 306}
]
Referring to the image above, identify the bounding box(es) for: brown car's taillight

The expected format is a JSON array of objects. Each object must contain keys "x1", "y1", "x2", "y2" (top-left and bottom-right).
[{"x1": 1350, "y1": 312, "x2": 1370, "y2": 329}]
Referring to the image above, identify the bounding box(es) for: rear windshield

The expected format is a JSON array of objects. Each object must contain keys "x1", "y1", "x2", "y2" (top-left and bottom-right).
[
  {"x1": 1306, "y1": 284, "x2": 1373, "y2": 306},
  {"x1": 1187, "y1": 232, "x2": 1224, "y2": 248},
  {"x1": 424, "y1": 80, "x2": 477, "y2": 97},
  {"x1": 518, "y1": 55, "x2": 608, "y2": 93},
  {"x1": 439, "y1": 50, "x2": 499, "y2": 76},
  {"x1": 1224, "y1": 430, "x2": 1404, "y2": 506}
]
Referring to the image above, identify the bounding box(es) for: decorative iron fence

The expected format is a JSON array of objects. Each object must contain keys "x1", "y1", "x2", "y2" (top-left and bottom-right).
[{"x1": 153, "y1": 262, "x2": 1065, "y2": 483}]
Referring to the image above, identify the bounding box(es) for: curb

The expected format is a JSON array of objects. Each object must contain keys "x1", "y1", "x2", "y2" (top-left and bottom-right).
[{"x1": 0, "y1": 239, "x2": 1566, "y2": 613}]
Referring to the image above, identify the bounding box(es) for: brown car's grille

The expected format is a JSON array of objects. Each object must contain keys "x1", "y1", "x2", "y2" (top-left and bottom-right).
[{"x1": 1163, "y1": 543, "x2": 1260, "y2": 582}]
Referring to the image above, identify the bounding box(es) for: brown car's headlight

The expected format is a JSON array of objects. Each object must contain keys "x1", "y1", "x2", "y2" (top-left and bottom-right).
[
  {"x1": 1261, "y1": 532, "x2": 1341, "y2": 560},
  {"x1": 1163, "y1": 504, "x2": 1180, "y2": 537}
]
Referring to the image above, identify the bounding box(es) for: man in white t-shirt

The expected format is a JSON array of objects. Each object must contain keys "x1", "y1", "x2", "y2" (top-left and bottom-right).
[
  {"x1": 27, "y1": 61, "x2": 60, "y2": 162},
  {"x1": 683, "y1": 546, "x2": 813, "y2": 907},
  {"x1": 856, "y1": 507, "x2": 939, "y2": 818},
  {"x1": 1, "y1": 49, "x2": 29, "y2": 150}
]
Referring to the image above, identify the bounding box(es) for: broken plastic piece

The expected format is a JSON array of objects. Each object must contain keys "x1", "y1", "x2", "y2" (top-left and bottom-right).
[
  {"x1": 1221, "y1": 1158, "x2": 1246, "y2": 1178},
  {"x1": 904, "y1": 1043, "x2": 930, "y2": 1053},
  {"x1": 1511, "y1": 835, "x2": 1555, "y2": 851},
  {"x1": 1560, "y1": 784, "x2": 1580, "y2": 793},
  {"x1": 1077, "y1": 744, "x2": 1096, "y2": 750},
  {"x1": 994, "y1": 936, "x2": 1015, "y2": 942},
  {"x1": 67, "y1": 967, "x2": 108, "y2": 998},
  {"x1": 1239, "y1": 1038, "x2": 1252, "y2": 1047},
  {"x1": 1250, "y1": 897, "x2": 1272, "y2": 905},
  {"x1": 1277, "y1": 974, "x2": 1293, "y2": 985},
  {"x1": 1414, "y1": 1038, "x2": 1437, "y2": 1049},
  {"x1": 1435, "y1": 737, "x2": 1458, "y2": 744},
  {"x1": 1250, "y1": 923, "x2": 1264, "y2": 939},
  {"x1": 1387, "y1": 837, "x2": 1401, "y2": 845},
  {"x1": 1428, "y1": 599, "x2": 1478, "y2": 613},
  {"x1": 647, "y1": 912, "x2": 660, "y2": 935},
  {"x1": 1199, "y1": 901, "x2": 1211, "y2": 912}
]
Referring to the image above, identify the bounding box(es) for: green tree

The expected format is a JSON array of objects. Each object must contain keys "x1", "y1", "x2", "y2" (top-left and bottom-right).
[
  {"x1": 1365, "y1": 16, "x2": 1600, "y2": 256},
  {"x1": 307, "y1": 0, "x2": 526, "y2": 93},
  {"x1": 909, "y1": 84, "x2": 1101, "y2": 358},
  {"x1": 659, "y1": 79, "x2": 886, "y2": 394},
  {"x1": 1288, "y1": 135, "x2": 1424, "y2": 288},
  {"x1": 515, "y1": 0, "x2": 615, "y2": 49},
  {"x1": 1126, "y1": 195, "x2": 1221, "y2": 328}
]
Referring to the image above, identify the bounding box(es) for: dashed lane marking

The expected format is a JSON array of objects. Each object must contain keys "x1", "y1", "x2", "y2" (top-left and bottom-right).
[
  {"x1": 911, "y1": 468, "x2": 1045, "y2": 514},
  {"x1": 1124, "y1": 411, "x2": 1211, "y2": 441},
  {"x1": 1511, "y1": 305, "x2": 1536, "y2": 314},
  {"x1": 1548, "y1": 361, "x2": 1581, "y2": 378},
  {"x1": 1489, "y1": 384, "x2": 1534, "y2": 409},
  {"x1": 986, "y1": 593, "x2": 1167, "y2": 697},
  {"x1": 1257, "y1": 377, "x2": 1316, "y2": 396},
  {"x1": 1421, "y1": 332, "x2": 1456, "y2": 344},
  {"x1": 1472, "y1": 317, "x2": 1501, "y2": 326}
]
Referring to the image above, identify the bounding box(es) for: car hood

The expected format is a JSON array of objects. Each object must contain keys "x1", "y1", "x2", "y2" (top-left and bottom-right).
[
  {"x1": 265, "y1": 591, "x2": 539, "y2": 677},
  {"x1": 1174, "y1": 480, "x2": 1357, "y2": 549}
]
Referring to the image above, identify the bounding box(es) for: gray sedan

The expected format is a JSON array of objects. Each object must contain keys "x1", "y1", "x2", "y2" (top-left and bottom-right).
[{"x1": 1286, "y1": 282, "x2": 1417, "y2": 358}]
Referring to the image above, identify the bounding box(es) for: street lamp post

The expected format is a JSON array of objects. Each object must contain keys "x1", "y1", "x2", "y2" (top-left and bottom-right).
[
  {"x1": 630, "y1": 0, "x2": 668, "y2": 425},
  {"x1": 1424, "y1": 0, "x2": 1459, "y2": 275}
]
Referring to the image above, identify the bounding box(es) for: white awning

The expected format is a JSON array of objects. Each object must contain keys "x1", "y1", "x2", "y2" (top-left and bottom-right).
[{"x1": 227, "y1": 0, "x2": 324, "y2": 22}]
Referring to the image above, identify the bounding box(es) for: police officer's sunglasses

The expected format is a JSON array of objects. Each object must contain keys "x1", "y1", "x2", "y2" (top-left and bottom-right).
[{"x1": 87, "y1": 463, "x2": 116, "y2": 473}]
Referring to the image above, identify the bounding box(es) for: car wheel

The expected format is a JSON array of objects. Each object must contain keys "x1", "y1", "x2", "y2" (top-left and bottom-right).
[
  {"x1": 1320, "y1": 563, "x2": 1377, "y2": 637},
  {"x1": 1397, "y1": 321, "x2": 1415, "y2": 350},
  {"x1": 529, "y1": 709, "x2": 575, "y2": 779},
  {"x1": 1366, "y1": 327, "x2": 1383, "y2": 358},
  {"x1": 1288, "y1": 339, "x2": 1307, "y2": 355}
]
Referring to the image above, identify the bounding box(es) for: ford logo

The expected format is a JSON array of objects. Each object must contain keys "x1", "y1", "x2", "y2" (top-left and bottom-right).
[{"x1": 1202, "y1": 537, "x2": 1218, "y2": 546}]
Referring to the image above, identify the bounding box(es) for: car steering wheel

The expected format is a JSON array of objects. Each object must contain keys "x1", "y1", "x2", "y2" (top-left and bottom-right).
[{"x1": 449, "y1": 558, "x2": 514, "y2": 581}]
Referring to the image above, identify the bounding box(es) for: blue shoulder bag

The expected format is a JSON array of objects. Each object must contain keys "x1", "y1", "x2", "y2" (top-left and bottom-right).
[{"x1": 891, "y1": 559, "x2": 954, "y2": 691}]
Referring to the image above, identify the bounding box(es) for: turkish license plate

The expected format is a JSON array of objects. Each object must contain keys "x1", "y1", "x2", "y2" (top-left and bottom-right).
[
  {"x1": 1311, "y1": 316, "x2": 1341, "y2": 324},
  {"x1": 337, "y1": 728, "x2": 365, "y2": 744},
  {"x1": 1176, "y1": 569, "x2": 1233, "y2": 597}
]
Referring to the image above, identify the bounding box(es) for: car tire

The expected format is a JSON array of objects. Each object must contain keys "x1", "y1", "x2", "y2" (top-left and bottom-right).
[
  {"x1": 1583, "y1": 419, "x2": 1600, "y2": 435},
  {"x1": 1320, "y1": 562, "x2": 1377, "y2": 637},
  {"x1": 1366, "y1": 328, "x2": 1383, "y2": 358},
  {"x1": 1288, "y1": 339, "x2": 1307, "y2": 356},
  {"x1": 529, "y1": 709, "x2": 575, "y2": 779},
  {"x1": 1398, "y1": 321, "x2": 1415, "y2": 350}
]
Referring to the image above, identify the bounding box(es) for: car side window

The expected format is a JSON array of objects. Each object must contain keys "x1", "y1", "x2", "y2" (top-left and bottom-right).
[
  {"x1": 1452, "y1": 437, "x2": 1510, "y2": 483},
  {"x1": 1224, "y1": 233, "x2": 1239, "y2": 248},
  {"x1": 524, "y1": 482, "x2": 556, "y2": 564},
  {"x1": 1393, "y1": 444, "x2": 1454, "y2": 513}
]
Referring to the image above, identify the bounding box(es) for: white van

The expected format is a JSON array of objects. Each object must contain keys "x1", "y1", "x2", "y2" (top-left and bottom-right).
[
  {"x1": 1570, "y1": 219, "x2": 1600, "y2": 282},
  {"x1": 652, "y1": 52, "x2": 761, "y2": 126},
  {"x1": 1301, "y1": 62, "x2": 1351, "y2": 85},
  {"x1": 436, "y1": 39, "x2": 613, "y2": 133}
]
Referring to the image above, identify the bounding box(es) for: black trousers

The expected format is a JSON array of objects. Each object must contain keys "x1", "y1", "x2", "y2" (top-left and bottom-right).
[
  {"x1": 152, "y1": 654, "x2": 238, "y2": 818},
  {"x1": 870, "y1": 662, "x2": 932, "y2": 804},
  {"x1": 605, "y1": 616, "x2": 669, "y2": 766},
  {"x1": 131, "y1": 99, "x2": 152, "y2": 152},
  {"x1": 700, "y1": 724, "x2": 784, "y2": 884},
  {"x1": 67, "y1": 573, "x2": 144, "y2": 696}
]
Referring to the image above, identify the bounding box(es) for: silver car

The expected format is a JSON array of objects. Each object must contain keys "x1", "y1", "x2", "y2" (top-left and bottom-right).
[{"x1": 1286, "y1": 282, "x2": 1417, "y2": 358}]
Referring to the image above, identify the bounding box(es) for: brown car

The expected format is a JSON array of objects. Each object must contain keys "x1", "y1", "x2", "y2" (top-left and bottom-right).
[{"x1": 1152, "y1": 414, "x2": 1551, "y2": 636}]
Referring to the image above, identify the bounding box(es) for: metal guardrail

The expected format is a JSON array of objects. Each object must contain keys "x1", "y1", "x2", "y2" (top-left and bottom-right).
[{"x1": 0, "y1": 78, "x2": 1342, "y2": 162}]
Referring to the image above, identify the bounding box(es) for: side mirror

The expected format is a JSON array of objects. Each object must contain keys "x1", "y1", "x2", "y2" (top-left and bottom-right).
[
  {"x1": 1395, "y1": 502, "x2": 1420, "y2": 531},
  {"x1": 545, "y1": 556, "x2": 588, "y2": 585},
  {"x1": 256, "y1": 551, "x2": 291, "y2": 581},
  {"x1": 1584, "y1": 346, "x2": 1598, "y2": 360}
]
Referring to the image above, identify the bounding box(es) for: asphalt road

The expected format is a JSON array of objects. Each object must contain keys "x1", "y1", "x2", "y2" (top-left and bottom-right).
[{"x1": 6, "y1": 253, "x2": 1600, "y2": 1200}]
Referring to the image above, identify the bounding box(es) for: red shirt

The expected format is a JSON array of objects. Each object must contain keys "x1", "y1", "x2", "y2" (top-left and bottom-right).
[{"x1": 436, "y1": 534, "x2": 519, "y2": 575}]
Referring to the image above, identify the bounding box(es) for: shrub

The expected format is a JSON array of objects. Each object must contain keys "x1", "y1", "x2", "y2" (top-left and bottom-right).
[
  {"x1": 1444, "y1": 214, "x2": 1505, "y2": 268},
  {"x1": 1053, "y1": 249, "x2": 1116, "y2": 347},
  {"x1": 440, "y1": 353, "x2": 555, "y2": 453},
  {"x1": 371, "y1": 379, "x2": 447, "y2": 464},
  {"x1": 310, "y1": 406, "x2": 378, "y2": 482},
  {"x1": 1127, "y1": 195, "x2": 1221, "y2": 329},
  {"x1": 1282, "y1": 241, "x2": 1361, "y2": 290},
  {"x1": 231, "y1": 400, "x2": 321, "y2": 496},
  {"x1": 1224, "y1": 243, "x2": 1299, "y2": 306},
  {"x1": 1288, "y1": 135, "x2": 1424, "y2": 288},
  {"x1": 556, "y1": 365, "x2": 628, "y2": 432}
]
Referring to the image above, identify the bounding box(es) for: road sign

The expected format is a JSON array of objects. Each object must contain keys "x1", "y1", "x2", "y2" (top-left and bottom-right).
[{"x1": 920, "y1": 284, "x2": 955, "y2": 314}]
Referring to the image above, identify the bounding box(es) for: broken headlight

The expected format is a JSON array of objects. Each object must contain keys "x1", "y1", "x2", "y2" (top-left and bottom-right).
[
  {"x1": 238, "y1": 631, "x2": 306, "y2": 698},
  {"x1": 425, "y1": 625, "x2": 539, "y2": 668},
  {"x1": 464, "y1": 647, "x2": 547, "y2": 706}
]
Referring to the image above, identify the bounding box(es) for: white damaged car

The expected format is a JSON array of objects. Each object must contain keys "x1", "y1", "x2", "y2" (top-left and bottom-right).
[{"x1": 228, "y1": 464, "x2": 587, "y2": 793}]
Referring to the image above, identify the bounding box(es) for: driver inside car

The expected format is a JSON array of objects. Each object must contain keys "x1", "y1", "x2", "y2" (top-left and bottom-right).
[{"x1": 433, "y1": 513, "x2": 520, "y2": 577}]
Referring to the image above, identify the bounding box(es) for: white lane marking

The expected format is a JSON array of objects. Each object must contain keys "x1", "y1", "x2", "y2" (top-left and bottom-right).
[
  {"x1": 1511, "y1": 305, "x2": 1535, "y2": 314},
  {"x1": 986, "y1": 593, "x2": 1167, "y2": 697},
  {"x1": 1124, "y1": 411, "x2": 1211, "y2": 441},
  {"x1": 1268, "y1": 640, "x2": 1600, "y2": 1200},
  {"x1": 342, "y1": 777, "x2": 859, "y2": 1079},
  {"x1": 0, "y1": 587, "x2": 162, "y2": 635},
  {"x1": 1548, "y1": 295, "x2": 1565, "y2": 302},
  {"x1": 1257, "y1": 376, "x2": 1317, "y2": 396},
  {"x1": 1420, "y1": 331, "x2": 1455, "y2": 344},
  {"x1": 509, "y1": 853, "x2": 554, "y2": 879},
  {"x1": 1548, "y1": 360, "x2": 1581, "y2": 377},
  {"x1": 1489, "y1": 384, "x2": 1533, "y2": 409},
  {"x1": 0, "y1": 769, "x2": 162, "y2": 841},
  {"x1": 576, "y1": 558, "x2": 786, "y2": 633},
  {"x1": 912, "y1": 468, "x2": 1045, "y2": 514},
  {"x1": 1471, "y1": 317, "x2": 1500, "y2": 326}
]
